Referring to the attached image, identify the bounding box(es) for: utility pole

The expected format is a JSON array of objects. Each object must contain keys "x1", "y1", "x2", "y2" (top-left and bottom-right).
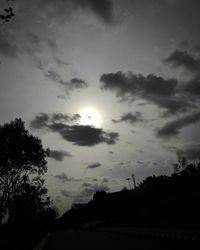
[
  {"x1": 126, "y1": 177, "x2": 131, "y2": 190},
  {"x1": 132, "y1": 173, "x2": 136, "y2": 189}
]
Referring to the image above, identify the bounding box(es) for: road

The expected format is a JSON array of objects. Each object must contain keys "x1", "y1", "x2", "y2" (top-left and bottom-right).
[{"x1": 34, "y1": 227, "x2": 198, "y2": 250}]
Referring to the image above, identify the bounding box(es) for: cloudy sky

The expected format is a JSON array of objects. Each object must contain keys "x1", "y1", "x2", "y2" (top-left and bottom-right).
[{"x1": 1, "y1": 0, "x2": 200, "y2": 214}]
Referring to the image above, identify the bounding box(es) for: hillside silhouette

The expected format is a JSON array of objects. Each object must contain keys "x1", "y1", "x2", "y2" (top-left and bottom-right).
[{"x1": 54, "y1": 153, "x2": 200, "y2": 233}]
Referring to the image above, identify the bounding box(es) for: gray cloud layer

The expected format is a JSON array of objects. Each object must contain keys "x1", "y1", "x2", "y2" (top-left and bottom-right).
[{"x1": 0, "y1": 0, "x2": 114, "y2": 62}]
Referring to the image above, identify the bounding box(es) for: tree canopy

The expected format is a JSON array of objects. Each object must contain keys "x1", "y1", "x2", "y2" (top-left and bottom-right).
[{"x1": 0, "y1": 118, "x2": 49, "y2": 224}]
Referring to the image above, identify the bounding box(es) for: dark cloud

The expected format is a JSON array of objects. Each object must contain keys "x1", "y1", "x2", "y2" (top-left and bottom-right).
[
  {"x1": 100, "y1": 72, "x2": 177, "y2": 97},
  {"x1": 54, "y1": 58, "x2": 69, "y2": 67},
  {"x1": 60, "y1": 189, "x2": 73, "y2": 198},
  {"x1": 24, "y1": 32, "x2": 48, "y2": 69},
  {"x1": 14, "y1": 32, "x2": 64, "y2": 70},
  {"x1": 166, "y1": 144, "x2": 200, "y2": 161},
  {"x1": 178, "y1": 40, "x2": 190, "y2": 50},
  {"x1": 45, "y1": 70, "x2": 88, "y2": 90},
  {"x1": 51, "y1": 125, "x2": 119, "y2": 146},
  {"x1": 163, "y1": 145, "x2": 177, "y2": 153},
  {"x1": 163, "y1": 45, "x2": 200, "y2": 100},
  {"x1": 60, "y1": 190, "x2": 90, "y2": 203},
  {"x1": 60, "y1": 183, "x2": 110, "y2": 202},
  {"x1": 51, "y1": 113, "x2": 81, "y2": 122},
  {"x1": 0, "y1": 0, "x2": 114, "y2": 61},
  {"x1": 82, "y1": 182, "x2": 92, "y2": 187},
  {"x1": 137, "y1": 161, "x2": 144, "y2": 165},
  {"x1": 48, "y1": 150, "x2": 72, "y2": 161},
  {"x1": 163, "y1": 0, "x2": 182, "y2": 5},
  {"x1": 30, "y1": 112, "x2": 80, "y2": 129},
  {"x1": 73, "y1": 195, "x2": 89, "y2": 204},
  {"x1": 100, "y1": 72, "x2": 190, "y2": 115},
  {"x1": 0, "y1": 31, "x2": 18, "y2": 58},
  {"x1": 81, "y1": 184, "x2": 110, "y2": 197},
  {"x1": 26, "y1": 32, "x2": 42, "y2": 52},
  {"x1": 55, "y1": 173, "x2": 75, "y2": 182},
  {"x1": 69, "y1": 78, "x2": 89, "y2": 89},
  {"x1": 46, "y1": 39, "x2": 58, "y2": 50},
  {"x1": 181, "y1": 76, "x2": 200, "y2": 96},
  {"x1": 136, "y1": 149, "x2": 145, "y2": 153},
  {"x1": 163, "y1": 49, "x2": 200, "y2": 73},
  {"x1": 72, "y1": 0, "x2": 114, "y2": 24},
  {"x1": 195, "y1": 44, "x2": 200, "y2": 54},
  {"x1": 180, "y1": 144, "x2": 200, "y2": 160},
  {"x1": 30, "y1": 113, "x2": 50, "y2": 129},
  {"x1": 45, "y1": 70, "x2": 69, "y2": 86},
  {"x1": 55, "y1": 196, "x2": 62, "y2": 203},
  {"x1": 87, "y1": 162, "x2": 101, "y2": 169},
  {"x1": 102, "y1": 177, "x2": 109, "y2": 183},
  {"x1": 112, "y1": 112, "x2": 144, "y2": 124},
  {"x1": 156, "y1": 111, "x2": 200, "y2": 138},
  {"x1": 17, "y1": 0, "x2": 114, "y2": 24},
  {"x1": 31, "y1": 112, "x2": 119, "y2": 146}
]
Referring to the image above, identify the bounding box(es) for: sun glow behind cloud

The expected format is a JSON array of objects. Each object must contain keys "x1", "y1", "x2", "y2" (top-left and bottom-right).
[{"x1": 79, "y1": 106, "x2": 102, "y2": 127}]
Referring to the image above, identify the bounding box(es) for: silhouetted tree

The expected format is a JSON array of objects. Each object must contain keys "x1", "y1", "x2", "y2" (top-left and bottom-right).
[
  {"x1": 0, "y1": 0, "x2": 15, "y2": 23},
  {"x1": 7, "y1": 177, "x2": 52, "y2": 224},
  {"x1": 0, "y1": 118, "x2": 48, "y2": 224}
]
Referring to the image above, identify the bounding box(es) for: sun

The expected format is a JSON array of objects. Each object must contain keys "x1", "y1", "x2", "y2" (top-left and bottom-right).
[{"x1": 79, "y1": 106, "x2": 102, "y2": 127}]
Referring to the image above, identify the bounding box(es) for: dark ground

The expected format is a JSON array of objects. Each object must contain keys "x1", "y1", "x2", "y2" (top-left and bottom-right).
[{"x1": 34, "y1": 226, "x2": 199, "y2": 250}]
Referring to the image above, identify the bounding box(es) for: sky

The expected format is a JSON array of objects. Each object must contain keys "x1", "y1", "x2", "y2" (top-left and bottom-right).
[{"x1": 0, "y1": 0, "x2": 200, "y2": 215}]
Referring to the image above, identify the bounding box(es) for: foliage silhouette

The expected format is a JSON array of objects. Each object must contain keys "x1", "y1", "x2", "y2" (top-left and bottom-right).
[
  {"x1": 0, "y1": 118, "x2": 48, "y2": 224},
  {"x1": 0, "y1": 118, "x2": 58, "y2": 250},
  {"x1": 7, "y1": 177, "x2": 51, "y2": 224}
]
